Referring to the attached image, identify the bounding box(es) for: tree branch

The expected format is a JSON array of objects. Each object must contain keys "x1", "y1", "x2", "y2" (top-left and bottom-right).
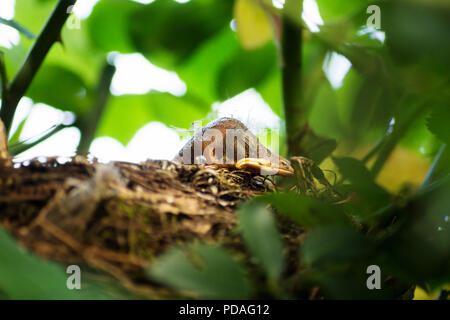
[
  {"x1": 281, "y1": 0, "x2": 304, "y2": 157},
  {"x1": 0, "y1": 0, "x2": 77, "y2": 134}
]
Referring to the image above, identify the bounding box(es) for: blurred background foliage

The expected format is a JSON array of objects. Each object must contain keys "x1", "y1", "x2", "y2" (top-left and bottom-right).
[{"x1": 0, "y1": 0, "x2": 449, "y2": 299}]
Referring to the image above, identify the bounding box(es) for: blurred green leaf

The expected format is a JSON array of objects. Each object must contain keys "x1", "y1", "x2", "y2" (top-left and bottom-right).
[
  {"x1": 427, "y1": 106, "x2": 450, "y2": 145},
  {"x1": 300, "y1": 131, "x2": 337, "y2": 164},
  {"x1": 348, "y1": 75, "x2": 392, "y2": 143},
  {"x1": 27, "y1": 65, "x2": 93, "y2": 113},
  {"x1": 257, "y1": 68, "x2": 282, "y2": 116},
  {"x1": 379, "y1": 179, "x2": 450, "y2": 289},
  {"x1": 0, "y1": 227, "x2": 107, "y2": 299},
  {"x1": 238, "y1": 202, "x2": 285, "y2": 279},
  {"x1": 179, "y1": 28, "x2": 239, "y2": 104},
  {"x1": 15, "y1": 0, "x2": 54, "y2": 34},
  {"x1": 333, "y1": 156, "x2": 373, "y2": 184},
  {"x1": 332, "y1": 156, "x2": 391, "y2": 215},
  {"x1": 260, "y1": 192, "x2": 349, "y2": 229},
  {"x1": 217, "y1": 43, "x2": 277, "y2": 100},
  {"x1": 97, "y1": 92, "x2": 208, "y2": 145},
  {"x1": 382, "y1": 1, "x2": 450, "y2": 75},
  {"x1": 302, "y1": 225, "x2": 375, "y2": 267},
  {"x1": 309, "y1": 267, "x2": 413, "y2": 300},
  {"x1": 128, "y1": 0, "x2": 233, "y2": 67},
  {"x1": 308, "y1": 82, "x2": 343, "y2": 140},
  {"x1": 8, "y1": 116, "x2": 28, "y2": 145},
  {"x1": 87, "y1": 0, "x2": 140, "y2": 54},
  {"x1": 315, "y1": 0, "x2": 369, "y2": 22},
  {"x1": 147, "y1": 243, "x2": 252, "y2": 299}
]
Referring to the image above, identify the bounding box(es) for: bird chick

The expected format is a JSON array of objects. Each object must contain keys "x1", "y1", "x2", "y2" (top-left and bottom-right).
[{"x1": 173, "y1": 117, "x2": 294, "y2": 176}]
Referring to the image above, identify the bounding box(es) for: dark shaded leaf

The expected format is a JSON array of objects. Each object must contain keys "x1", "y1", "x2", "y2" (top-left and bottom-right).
[
  {"x1": 27, "y1": 65, "x2": 93, "y2": 114},
  {"x1": 300, "y1": 132, "x2": 337, "y2": 164},
  {"x1": 332, "y1": 157, "x2": 391, "y2": 214},
  {"x1": 382, "y1": 1, "x2": 450, "y2": 74},
  {"x1": 179, "y1": 28, "x2": 239, "y2": 104},
  {"x1": 260, "y1": 192, "x2": 349, "y2": 229},
  {"x1": 217, "y1": 44, "x2": 277, "y2": 100},
  {"x1": 128, "y1": 0, "x2": 234, "y2": 67},
  {"x1": 147, "y1": 243, "x2": 252, "y2": 299},
  {"x1": 238, "y1": 201, "x2": 285, "y2": 279},
  {"x1": 87, "y1": 0, "x2": 140, "y2": 53},
  {"x1": 0, "y1": 227, "x2": 109, "y2": 299},
  {"x1": 379, "y1": 178, "x2": 450, "y2": 290},
  {"x1": 427, "y1": 106, "x2": 450, "y2": 145},
  {"x1": 301, "y1": 225, "x2": 374, "y2": 267}
]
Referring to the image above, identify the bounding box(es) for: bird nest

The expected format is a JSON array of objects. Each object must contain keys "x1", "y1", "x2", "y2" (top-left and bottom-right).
[{"x1": 0, "y1": 155, "x2": 305, "y2": 298}]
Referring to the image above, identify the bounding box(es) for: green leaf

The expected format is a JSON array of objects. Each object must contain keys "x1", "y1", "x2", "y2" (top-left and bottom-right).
[
  {"x1": 332, "y1": 156, "x2": 390, "y2": 214},
  {"x1": 378, "y1": 179, "x2": 450, "y2": 290},
  {"x1": 382, "y1": 1, "x2": 450, "y2": 74},
  {"x1": 427, "y1": 106, "x2": 450, "y2": 144},
  {"x1": 87, "y1": 0, "x2": 140, "y2": 54},
  {"x1": 14, "y1": 0, "x2": 54, "y2": 35},
  {"x1": 147, "y1": 243, "x2": 252, "y2": 299},
  {"x1": 315, "y1": 0, "x2": 369, "y2": 22},
  {"x1": 302, "y1": 225, "x2": 374, "y2": 267},
  {"x1": 97, "y1": 92, "x2": 209, "y2": 145},
  {"x1": 238, "y1": 202, "x2": 285, "y2": 279},
  {"x1": 8, "y1": 116, "x2": 28, "y2": 145},
  {"x1": 128, "y1": 0, "x2": 234, "y2": 67},
  {"x1": 300, "y1": 132, "x2": 337, "y2": 164},
  {"x1": 0, "y1": 227, "x2": 107, "y2": 299},
  {"x1": 308, "y1": 81, "x2": 343, "y2": 141},
  {"x1": 217, "y1": 43, "x2": 277, "y2": 100},
  {"x1": 27, "y1": 65, "x2": 93, "y2": 114},
  {"x1": 347, "y1": 74, "x2": 393, "y2": 143},
  {"x1": 179, "y1": 27, "x2": 239, "y2": 104},
  {"x1": 257, "y1": 68, "x2": 282, "y2": 116},
  {"x1": 260, "y1": 192, "x2": 349, "y2": 229},
  {"x1": 332, "y1": 156, "x2": 374, "y2": 185}
]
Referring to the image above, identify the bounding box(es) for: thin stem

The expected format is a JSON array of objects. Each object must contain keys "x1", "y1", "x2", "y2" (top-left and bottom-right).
[
  {"x1": 0, "y1": 0, "x2": 77, "y2": 134},
  {"x1": 9, "y1": 123, "x2": 69, "y2": 156},
  {"x1": 281, "y1": 0, "x2": 304, "y2": 157},
  {"x1": 76, "y1": 62, "x2": 116, "y2": 153},
  {"x1": 0, "y1": 17, "x2": 35, "y2": 39},
  {"x1": 362, "y1": 135, "x2": 385, "y2": 164},
  {"x1": 421, "y1": 144, "x2": 448, "y2": 189}
]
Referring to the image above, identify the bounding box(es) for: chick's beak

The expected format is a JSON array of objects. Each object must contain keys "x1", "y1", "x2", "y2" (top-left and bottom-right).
[{"x1": 235, "y1": 158, "x2": 295, "y2": 176}]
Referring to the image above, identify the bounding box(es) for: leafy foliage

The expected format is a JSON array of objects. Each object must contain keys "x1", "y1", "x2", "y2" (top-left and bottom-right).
[{"x1": 0, "y1": 0, "x2": 449, "y2": 300}]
